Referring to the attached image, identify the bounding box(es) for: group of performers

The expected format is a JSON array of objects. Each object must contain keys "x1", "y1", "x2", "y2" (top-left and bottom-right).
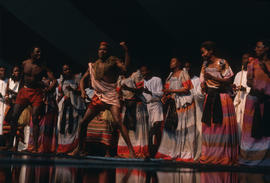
[{"x1": 0, "y1": 39, "x2": 269, "y2": 167}]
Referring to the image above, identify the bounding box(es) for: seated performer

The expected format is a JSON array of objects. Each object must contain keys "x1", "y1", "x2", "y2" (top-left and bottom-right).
[
  {"x1": 70, "y1": 42, "x2": 136, "y2": 158},
  {"x1": 7, "y1": 46, "x2": 57, "y2": 152}
]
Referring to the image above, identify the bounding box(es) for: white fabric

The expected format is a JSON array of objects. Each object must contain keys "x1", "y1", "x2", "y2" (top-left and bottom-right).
[
  {"x1": 8, "y1": 78, "x2": 20, "y2": 93},
  {"x1": 233, "y1": 70, "x2": 250, "y2": 139},
  {"x1": 17, "y1": 125, "x2": 30, "y2": 151},
  {"x1": 190, "y1": 75, "x2": 204, "y2": 160},
  {"x1": 0, "y1": 79, "x2": 8, "y2": 135},
  {"x1": 143, "y1": 77, "x2": 163, "y2": 126},
  {"x1": 166, "y1": 71, "x2": 193, "y2": 108}
]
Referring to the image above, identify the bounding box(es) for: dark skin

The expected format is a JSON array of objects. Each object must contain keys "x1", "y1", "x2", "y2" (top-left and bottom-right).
[
  {"x1": 232, "y1": 53, "x2": 250, "y2": 92},
  {"x1": 5, "y1": 66, "x2": 22, "y2": 104},
  {"x1": 247, "y1": 41, "x2": 270, "y2": 87},
  {"x1": 140, "y1": 65, "x2": 163, "y2": 158},
  {"x1": 7, "y1": 47, "x2": 56, "y2": 152},
  {"x1": 163, "y1": 58, "x2": 189, "y2": 94},
  {"x1": 72, "y1": 42, "x2": 136, "y2": 158},
  {"x1": 200, "y1": 47, "x2": 232, "y2": 93}
]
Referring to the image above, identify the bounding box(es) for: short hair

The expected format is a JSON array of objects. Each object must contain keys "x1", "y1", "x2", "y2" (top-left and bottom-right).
[
  {"x1": 258, "y1": 39, "x2": 270, "y2": 48},
  {"x1": 201, "y1": 41, "x2": 217, "y2": 53},
  {"x1": 12, "y1": 64, "x2": 21, "y2": 71},
  {"x1": 28, "y1": 46, "x2": 41, "y2": 56}
]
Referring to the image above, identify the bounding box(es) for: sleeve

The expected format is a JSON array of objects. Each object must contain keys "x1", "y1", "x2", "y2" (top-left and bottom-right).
[
  {"x1": 152, "y1": 77, "x2": 163, "y2": 97},
  {"x1": 247, "y1": 61, "x2": 254, "y2": 87},
  {"x1": 200, "y1": 61, "x2": 207, "y2": 83},
  {"x1": 233, "y1": 72, "x2": 240, "y2": 86},
  {"x1": 181, "y1": 70, "x2": 193, "y2": 90},
  {"x1": 221, "y1": 60, "x2": 234, "y2": 79}
]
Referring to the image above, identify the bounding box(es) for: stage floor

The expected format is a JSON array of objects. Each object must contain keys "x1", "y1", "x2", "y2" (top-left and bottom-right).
[{"x1": 0, "y1": 151, "x2": 270, "y2": 182}]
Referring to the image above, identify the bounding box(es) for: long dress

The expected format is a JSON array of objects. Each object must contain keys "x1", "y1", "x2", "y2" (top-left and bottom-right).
[
  {"x1": 191, "y1": 75, "x2": 205, "y2": 160},
  {"x1": 240, "y1": 58, "x2": 270, "y2": 166},
  {"x1": 156, "y1": 71, "x2": 197, "y2": 161},
  {"x1": 233, "y1": 70, "x2": 250, "y2": 141},
  {"x1": 199, "y1": 59, "x2": 238, "y2": 165},
  {"x1": 117, "y1": 71, "x2": 149, "y2": 158},
  {"x1": 0, "y1": 78, "x2": 8, "y2": 136},
  {"x1": 57, "y1": 74, "x2": 85, "y2": 154}
]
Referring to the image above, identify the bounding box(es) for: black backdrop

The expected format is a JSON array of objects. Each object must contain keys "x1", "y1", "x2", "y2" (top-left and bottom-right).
[{"x1": 1, "y1": 0, "x2": 270, "y2": 79}]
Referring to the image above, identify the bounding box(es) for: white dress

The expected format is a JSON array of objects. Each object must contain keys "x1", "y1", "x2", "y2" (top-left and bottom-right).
[
  {"x1": 233, "y1": 70, "x2": 250, "y2": 139},
  {"x1": 0, "y1": 79, "x2": 8, "y2": 135}
]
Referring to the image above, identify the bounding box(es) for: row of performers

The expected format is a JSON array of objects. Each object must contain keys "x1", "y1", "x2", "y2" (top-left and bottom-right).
[{"x1": 0, "y1": 40, "x2": 269, "y2": 166}]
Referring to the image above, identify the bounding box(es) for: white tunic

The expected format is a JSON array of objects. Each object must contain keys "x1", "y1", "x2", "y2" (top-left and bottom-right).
[
  {"x1": 233, "y1": 70, "x2": 250, "y2": 138},
  {"x1": 143, "y1": 76, "x2": 164, "y2": 126},
  {"x1": 0, "y1": 79, "x2": 8, "y2": 135}
]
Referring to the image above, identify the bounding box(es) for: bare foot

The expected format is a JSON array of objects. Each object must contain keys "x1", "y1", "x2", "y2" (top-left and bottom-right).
[
  {"x1": 67, "y1": 146, "x2": 80, "y2": 156},
  {"x1": 129, "y1": 150, "x2": 137, "y2": 159}
]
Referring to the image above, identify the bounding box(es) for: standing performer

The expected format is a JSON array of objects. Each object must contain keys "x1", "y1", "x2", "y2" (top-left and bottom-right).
[
  {"x1": 0, "y1": 66, "x2": 8, "y2": 143},
  {"x1": 156, "y1": 58, "x2": 197, "y2": 161},
  {"x1": 139, "y1": 65, "x2": 163, "y2": 157},
  {"x1": 199, "y1": 41, "x2": 238, "y2": 165},
  {"x1": 2, "y1": 65, "x2": 28, "y2": 151},
  {"x1": 71, "y1": 42, "x2": 136, "y2": 158},
  {"x1": 184, "y1": 61, "x2": 205, "y2": 160},
  {"x1": 117, "y1": 69, "x2": 149, "y2": 158},
  {"x1": 240, "y1": 40, "x2": 270, "y2": 166},
  {"x1": 7, "y1": 46, "x2": 57, "y2": 152},
  {"x1": 57, "y1": 64, "x2": 85, "y2": 154},
  {"x1": 233, "y1": 53, "x2": 251, "y2": 140}
]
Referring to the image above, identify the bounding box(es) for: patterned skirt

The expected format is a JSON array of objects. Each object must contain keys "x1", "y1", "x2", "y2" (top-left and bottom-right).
[
  {"x1": 239, "y1": 94, "x2": 270, "y2": 166},
  {"x1": 117, "y1": 102, "x2": 149, "y2": 158},
  {"x1": 199, "y1": 93, "x2": 238, "y2": 165},
  {"x1": 156, "y1": 101, "x2": 198, "y2": 162}
]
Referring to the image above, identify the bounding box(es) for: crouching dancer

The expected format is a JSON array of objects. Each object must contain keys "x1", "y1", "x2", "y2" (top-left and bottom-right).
[{"x1": 70, "y1": 42, "x2": 136, "y2": 158}]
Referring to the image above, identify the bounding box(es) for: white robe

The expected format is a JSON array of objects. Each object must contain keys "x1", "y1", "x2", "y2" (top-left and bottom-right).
[
  {"x1": 233, "y1": 70, "x2": 250, "y2": 139},
  {"x1": 143, "y1": 76, "x2": 164, "y2": 126},
  {"x1": 0, "y1": 79, "x2": 8, "y2": 135},
  {"x1": 190, "y1": 75, "x2": 205, "y2": 160}
]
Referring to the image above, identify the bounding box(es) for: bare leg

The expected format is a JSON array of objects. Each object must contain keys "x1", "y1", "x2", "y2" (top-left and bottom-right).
[
  {"x1": 7, "y1": 104, "x2": 27, "y2": 151},
  {"x1": 68, "y1": 107, "x2": 99, "y2": 156},
  {"x1": 149, "y1": 121, "x2": 162, "y2": 158},
  {"x1": 110, "y1": 105, "x2": 136, "y2": 158},
  {"x1": 31, "y1": 105, "x2": 43, "y2": 153}
]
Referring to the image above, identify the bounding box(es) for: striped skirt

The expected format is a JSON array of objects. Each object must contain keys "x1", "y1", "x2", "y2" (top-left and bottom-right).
[
  {"x1": 239, "y1": 95, "x2": 270, "y2": 166},
  {"x1": 199, "y1": 93, "x2": 238, "y2": 165},
  {"x1": 86, "y1": 110, "x2": 114, "y2": 147},
  {"x1": 156, "y1": 101, "x2": 197, "y2": 162}
]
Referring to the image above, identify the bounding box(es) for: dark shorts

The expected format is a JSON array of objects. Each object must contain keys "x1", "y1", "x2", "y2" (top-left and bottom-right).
[{"x1": 15, "y1": 87, "x2": 44, "y2": 107}]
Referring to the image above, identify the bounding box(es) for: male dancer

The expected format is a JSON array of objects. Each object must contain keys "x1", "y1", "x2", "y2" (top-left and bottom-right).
[
  {"x1": 74, "y1": 42, "x2": 136, "y2": 158},
  {"x1": 7, "y1": 46, "x2": 56, "y2": 152},
  {"x1": 233, "y1": 53, "x2": 250, "y2": 139}
]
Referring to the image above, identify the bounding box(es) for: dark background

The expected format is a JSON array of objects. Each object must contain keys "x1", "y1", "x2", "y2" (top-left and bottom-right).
[{"x1": 1, "y1": 0, "x2": 270, "y2": 79}]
